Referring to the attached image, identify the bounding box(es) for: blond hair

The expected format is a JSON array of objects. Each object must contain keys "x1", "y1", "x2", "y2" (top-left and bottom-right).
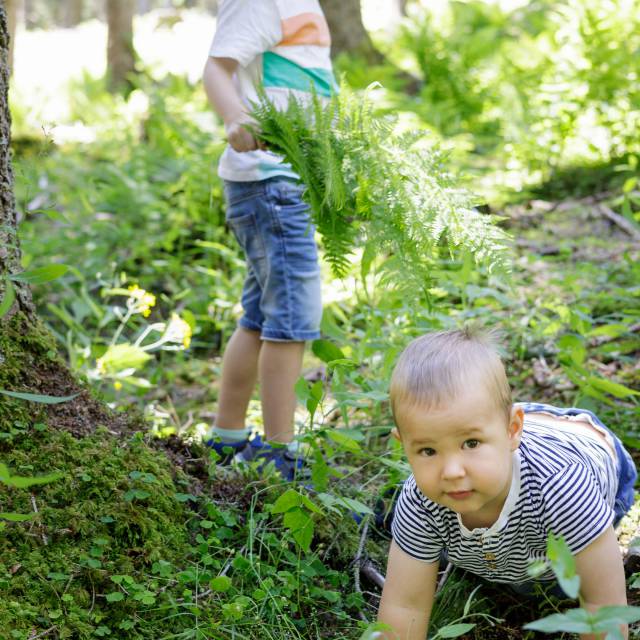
[{"x1": 390, "y1": 326, "x2": 512, "y2": 423}]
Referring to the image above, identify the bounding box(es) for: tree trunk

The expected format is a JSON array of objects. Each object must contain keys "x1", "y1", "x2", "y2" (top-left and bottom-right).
[
  {"x1": 106, "y1": 0, "x2": 136, "y2": 93},
  {"x1": 0, "y1": 4, "x2": 33, "y2": 317},
  {"x1": 319, "y1": 0, "x2": 383, "y2": 64},
  {"x1": 4, "y1": 0, "x2": 18, "y2": 74},
  {"x1": 62, "y1": 0, "x2": 84, "y2": 27}
]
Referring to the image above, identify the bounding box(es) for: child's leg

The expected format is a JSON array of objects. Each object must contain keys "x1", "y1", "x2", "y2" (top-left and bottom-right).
[
  {"x1": 215, "y1": 326, "x2": 261, "y2": 430},
  {"x1": 259, "y1": 340, "x2": 305, "y2": 444}
]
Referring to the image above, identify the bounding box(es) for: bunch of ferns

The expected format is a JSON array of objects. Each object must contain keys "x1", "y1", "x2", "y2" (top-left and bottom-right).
[{"x1": 251, "y1": 86, "x2": 510, "y2": 293}]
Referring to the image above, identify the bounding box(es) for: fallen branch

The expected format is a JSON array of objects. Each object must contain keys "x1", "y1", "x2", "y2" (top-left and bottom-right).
[
  {"x1": 360, "y1": 558, "x2": 385, "y2": 590},
  {"x1": 28, "y1": 627, "x2": 56, "y2": 640},
  {"x1": 596, "y1": 204, "x2": 640, "y2": 241}
]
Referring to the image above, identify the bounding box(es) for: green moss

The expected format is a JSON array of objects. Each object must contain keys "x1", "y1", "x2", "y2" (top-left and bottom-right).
[
  {"x1": 0, "y1": 425, "x2": 193, "y2": 639},
  {"x1": 0, "y1": 313, "x2": 61, "y2": 428}
]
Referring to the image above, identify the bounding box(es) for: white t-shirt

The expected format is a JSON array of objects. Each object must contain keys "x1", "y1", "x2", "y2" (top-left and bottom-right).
[
  {"x1": 392, "y1": 412, "x2": 618, "y2": 583},
  {"x1": 210, "y1": 0, "x2": 336, "y2": 182}
]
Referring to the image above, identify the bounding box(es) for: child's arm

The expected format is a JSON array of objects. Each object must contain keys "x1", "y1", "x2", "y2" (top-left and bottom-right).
[
  {"x1": 202, "y1": 57, "x2": 260, "y2": 152},
  {"x1": 378, "y1": 540, "x2": 439, "y2": 640},
  {"x1": 575, "y1": 525, "x2": 628, "y2": 640}
]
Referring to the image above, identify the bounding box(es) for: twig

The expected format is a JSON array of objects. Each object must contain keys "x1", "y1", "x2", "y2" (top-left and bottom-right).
[
  {"x1": 436, "y1": 561, "x2": 454, "y2": 594},
  {"x1": 30, "y1": 495, "x2": 48, "y2": 545},
  {"x1": 353, "y1": 517, "x2": 369, "y2": 592},
  {"x1": 354, "y1": 517, "x2": 371, "y2": 622},
  {"x1": 596, "y1": 204, "x2": 640, "y2": 241},
  {"x1": 360, "y1": 559, "x2": 385, "y2": 590},
  {"x1": 89, "y1": 575, "x2": 96, "y2": 614},
  {"x1": 552, "y1": 191, "x2": 615, "y2": 212},
  {"x1": 28, "y1": 627, "x2": 56, "y2": 640}
]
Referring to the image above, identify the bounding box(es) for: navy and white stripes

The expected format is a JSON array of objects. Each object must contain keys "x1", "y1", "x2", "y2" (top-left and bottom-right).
[{"x1": 392, "y1": 417, "x2": 617, "y2": 583}]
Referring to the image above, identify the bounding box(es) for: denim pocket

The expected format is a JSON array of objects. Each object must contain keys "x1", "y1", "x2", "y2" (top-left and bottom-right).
[
  {"x1": 226, "y1": 210, "x2": 266, "y2": 261},
  {"x1": 269, "y1": 180, "x2": 305, "y2": 205}
]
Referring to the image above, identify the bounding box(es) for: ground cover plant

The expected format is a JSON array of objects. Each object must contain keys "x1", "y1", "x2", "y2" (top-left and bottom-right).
[{"x1": 3, "y1": 3, "x2": 640, "y2": 639}]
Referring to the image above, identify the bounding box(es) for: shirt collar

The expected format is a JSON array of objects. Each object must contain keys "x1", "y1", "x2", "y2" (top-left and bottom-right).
[{"x1": 458, "y1": 450, "x2": 521, "y2": 537}]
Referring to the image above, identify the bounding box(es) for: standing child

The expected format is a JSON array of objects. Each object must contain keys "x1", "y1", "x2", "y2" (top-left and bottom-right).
[
  {"x1": 378, "y1": 327, "x2": 636, "y2": 640},
  {"x1": 202, "y1": 0, "x2": 337, "y2": 479}
]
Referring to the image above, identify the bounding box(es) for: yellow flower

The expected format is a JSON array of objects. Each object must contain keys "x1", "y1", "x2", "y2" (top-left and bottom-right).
[
  {"x1": 164, "y1": 313, "x2": 192, "y2": 349},
  {"x1": 127, "y1": 284, "x2": 156, "y2": 317},
  {"x1": 113, "y1": 381, "x2": 123, "y2": 391}
]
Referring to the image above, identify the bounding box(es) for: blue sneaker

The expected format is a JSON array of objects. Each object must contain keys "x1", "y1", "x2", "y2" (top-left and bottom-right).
[
  {"x1": 234, "y1": 435, "x2": 304, "y2": 481},
  {"x1": 205, "y1": 437, "x2": 250, "y2": 465}
]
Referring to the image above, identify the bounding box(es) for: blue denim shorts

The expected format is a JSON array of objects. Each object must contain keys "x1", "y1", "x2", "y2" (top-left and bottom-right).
[
  {"x1": 518, "y1": 402, "x2": 637, "y2": 526},
  {"x1": 223, "y1": 178, "x2": 322, "y2": 342}
]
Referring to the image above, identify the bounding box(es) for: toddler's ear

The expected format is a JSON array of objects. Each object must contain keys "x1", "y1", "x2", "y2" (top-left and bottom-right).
[
  {"x1": 508, "y1": 406, "x2": 524, "y2": 449},
  {"x1": 391, "y1": 427, "x2": 402, "y2": 442}
]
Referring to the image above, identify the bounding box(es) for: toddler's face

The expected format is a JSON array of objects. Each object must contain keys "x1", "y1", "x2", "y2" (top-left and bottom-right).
[{"x1": 394, "y1": 385, "x2": 523, "y2": 529}]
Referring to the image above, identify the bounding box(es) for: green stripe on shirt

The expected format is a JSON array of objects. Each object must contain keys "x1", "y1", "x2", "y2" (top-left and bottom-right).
[{"x1": 263, "y1": 51, "x2": 337, "y2": 97}]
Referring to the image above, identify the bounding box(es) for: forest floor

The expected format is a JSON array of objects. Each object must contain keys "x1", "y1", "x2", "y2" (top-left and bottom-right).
[{"x1": 32, "y1": 189, "x2": 637, "y2": 640}]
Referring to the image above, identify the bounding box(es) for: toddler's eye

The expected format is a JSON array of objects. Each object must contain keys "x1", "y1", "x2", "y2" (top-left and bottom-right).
[
  {"x1": 463, "y1": 439, "x2": 479, "y2": 449},
  {"x1": 419, "y1": 447, "x2": 436, "y2": 457}
]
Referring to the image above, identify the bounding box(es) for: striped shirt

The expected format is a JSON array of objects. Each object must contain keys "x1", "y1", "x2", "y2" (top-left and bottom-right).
[
  {"x1": 392, "y1": 413, "x2": 618, "y2": 583},
  {"x1": 209, "y1": 0, "x2": 337, "y2": 182}
]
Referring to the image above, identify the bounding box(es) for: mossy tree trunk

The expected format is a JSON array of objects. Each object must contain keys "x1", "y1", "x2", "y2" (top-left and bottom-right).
[
  {"x1": 0, "y1": 6, "x2": 120, "y2": 434},
  {"x1": 0, "y1": 4, "x2": 33, "y2": 319}
]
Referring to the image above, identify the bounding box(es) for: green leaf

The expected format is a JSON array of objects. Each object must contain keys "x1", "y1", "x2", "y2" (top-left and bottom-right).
[
  {"x1": 0, "y1": 465, "x2": 63, "y2": 488},
  {"x1": 298, "y1": 492, "x2": 323, "y2": 515},
  {"x1": 0, "y1": 512, "x2": 34, "y2": 522},
  {"x1": 311, "y1": 339, "x2": 345, "y2": 364},
  {"x1": 337, "y1": 497, "x2": 374, "y2": 515},
  {"x1": 294, "y1": 377, "x2": 311, "y2": 404},
  {"x1": 0, "y1": 389, "x2": 79, "y2": 404},
  {"x1": 123, "y1": 489, "x2": 150, "y2": 502},
  {"x1": 547, "y1": 534, "x2": 580, "y2": 599},
  {"x1": 210, "y1": 576, "x2": 232, "y2": 592},
  {"x1": 106, "y1": 592, "x2": 124, "y2": 602},
  {"x1": 523, "y1": 608, "x2": 592, "y2": 633},
  {"x1": 47, "y1": 573, "x2": 69, "y2": 581},
  {"x1": 361, "y1": 241, "x2": 377, "y2": 281},
  {"x1": 9, "y1": 264, "x2": 68, "y2": 285},
  {"x1": 587, "y1": 376, "x2": 639, "y2": 399},
  {"x1": 592, "y1": 606, "x2": 640, "y2": 627},
  {"x1": 271, "y1": 488, "x2": 303, "y2": 514},
  {"x1": 97, "y1": 343, "x2": 151, "y2": 375},
  {"x1": 434, "y1": 622, "x2": 476, "y2": 638},
  {"x1": 310, "y1": 452, "x2": 330, "y2": 493},
  {"x1": 359, "y1": 623, "x2": 391, "y2": 640},
  {"x1": 326, "y1": 429, "x2": 362, "y2": 453},
  {"x1": 558, "y1": 334, "x2": 586, "y2": 366},
  {"x1": 284, "y1": 508, "x2": 314, "y2": 552},
  {"x1": 0, "y1": 279, "x2": 15, "y2": 319}
]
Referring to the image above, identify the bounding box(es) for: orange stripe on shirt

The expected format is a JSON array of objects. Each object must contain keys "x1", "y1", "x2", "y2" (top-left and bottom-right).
[{"x1": 279, "y1": 13, "x2": 331, "y2": 47}]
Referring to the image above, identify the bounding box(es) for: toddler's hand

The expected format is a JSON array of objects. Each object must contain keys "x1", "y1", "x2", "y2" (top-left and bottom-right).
[{"x1": 225, "y1": 115, "x2": 265, "y2": 153}]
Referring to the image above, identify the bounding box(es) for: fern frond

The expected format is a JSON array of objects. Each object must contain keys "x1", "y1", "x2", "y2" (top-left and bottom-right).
[{"x1": 251, "y1": 84, "x2": 511, "y2": 287}]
